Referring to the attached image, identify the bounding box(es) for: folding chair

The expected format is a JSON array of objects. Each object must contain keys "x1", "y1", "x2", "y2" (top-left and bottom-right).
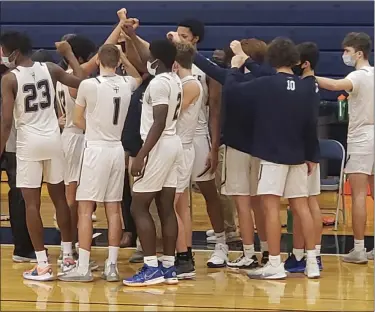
[{"x1": 319, "y1": 139, "x2": 346, "y2": 230}]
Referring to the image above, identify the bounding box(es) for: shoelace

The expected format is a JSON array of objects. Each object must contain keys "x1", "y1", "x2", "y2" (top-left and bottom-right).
[{"x1": 133, "y1": 265, "x2": 149, "y2": 278}]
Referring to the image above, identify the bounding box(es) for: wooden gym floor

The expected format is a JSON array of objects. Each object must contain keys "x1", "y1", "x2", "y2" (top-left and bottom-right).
[{"x1": 0, "y1": 173, "x2": 374, "y2": 311}]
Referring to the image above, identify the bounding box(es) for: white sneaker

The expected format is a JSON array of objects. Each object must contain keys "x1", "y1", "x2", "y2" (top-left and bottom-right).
[
  {"x1": 206, "y1": 231, "x2": 241, "y2": 244},
  {"x1": 367, "y1": 250, "x2": 374, "y2": 260},
  {"x1": 207, "y1": 243, "x2": 228, "y2": 268},
  {"x1": 206, "y1": 229, "x2": 215, "y2": 237},
  {"x1": 247, "y1": 262, "x2": 287, "y2": 280},
  {"x1": 227, "y1": 254, "x2": 259, "y2": 270},
  {"x1": 304, "y1": 259, "x2": 320, "y2": 279},
  {"x1": 91, "y1": 213, "x2": 97, "y2": 222},
  {"x1": 342, "y1": 249, "x2": 368, "y2": 264}
]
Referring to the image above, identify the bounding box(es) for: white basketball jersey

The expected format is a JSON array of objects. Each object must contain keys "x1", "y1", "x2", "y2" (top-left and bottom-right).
[
  {"x1": 56, "y1": 69, "x2": 83, "y2": 133},
  {"x1": 11, "y1": 62, "x2": 60, "y2": 161},
  {"x1": 177, "y1": 76, "x2": 203, "y2": 145},
  {"x1": 84, "y1": 75, "x2": 133, "y2": 142},
  {"x1": 192, "y1": 64, "x2": 209, "y2": 136},
  {"x1": 140, "y1": 72, "x2": 183, "y2": 141}
]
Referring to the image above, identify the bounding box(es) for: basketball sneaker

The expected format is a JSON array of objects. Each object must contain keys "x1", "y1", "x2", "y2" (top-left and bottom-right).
[
  {"x1": 176, "y1": 258, "x2": 196, "y2": 280},
  {"x1": 284, "y1": 254, "x2": 306, "y2": 273},
  {"x1": 13, "y1": 251, "x2": 37, "y2": 263},
  {"x1": 206, "y1": 229, "x2": 214, "y2": 237},
  {"x1": 162, "y1": 265, "x2": 178, "y2": 285},
  {"x1": 316, "y1": 256, "x2": 323, "y2": 270},
  {"x1": 207, "y1": 243, "x2": 228, "y2": 268},
  {"x1": 227, "y1": 254, "x2": 259, "y2": 270},
  {"x1": 58, "y1": 258, "x2": 76, "y2": 276},
  {"x1": 247, "y1": 262, "x2": 287, "y2": 280},
  {"x1": 123, "y1": 264, "x2": 164, "y2": 287},
  {"x1": 367, "y1": 250, "x2": 374, "y2": 260},
  {"x1": 304, "y1": 258, "x2": 320, "y2": 279},
  {"x1": 23, "y1": 265, "x2": 54, "y2": 281},
  {"x1": 342, "y1": 249, "x2": 368, "y2": 264},
  {"x1": 102, "y1": 259, "x2": 120, "y2": 282},
  {"x1": 261, "y1": 251, "x2": 269, "y2": 265},
  {"x1": 57, "y1": 266, "x2": 94, "y2": 282},
  {"x1": 129, "y1": 249, "x2": 144, "y2": 263}
]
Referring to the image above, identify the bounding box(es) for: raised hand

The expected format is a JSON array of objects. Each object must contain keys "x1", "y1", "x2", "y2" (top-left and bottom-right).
[
  {"x1": 117, "y1": 8, "x2": 127, "y2": 21},
  {"x1": 55, "y1": 41, "x2": 73, "y2": 56},
  {"x1": 231, "y1": 54, "x2": 247, "y2": 68},
  {"x1": 230, "y1": 40, "x2": 247, "y2": 57}
]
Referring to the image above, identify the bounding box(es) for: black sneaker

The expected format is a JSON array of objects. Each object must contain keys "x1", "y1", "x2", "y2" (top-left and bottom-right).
[
  {"x1": 176, "y1": 258, "x2": 196, "y2": 280},
  {"x1": 12, "y1": 251, "x2": 37, "y2": 263},
  {"x1": 227, "y1": 254, "x2": 259, "y2": 269},
  {"x1": 261, "y1": 251, "x2": 269, "y2": 265}
]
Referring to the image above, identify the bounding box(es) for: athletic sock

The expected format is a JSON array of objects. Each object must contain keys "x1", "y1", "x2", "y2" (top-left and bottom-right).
[
  {"x1": 35, "y1": 250, "x2": 49, "y2": 269},
  {"x1": 78, "y1": 248, "x2": 90, "y2": 273},
  {"x1": 260, "y1": 241, "x2": 269, "y2": 253},
  {"x1": 315, "y1": 244, "x2": 321, "y2": 257},
  {"x1": 354, "y1": 239, "x2": 365, "y2": 252},
  {"x1": 243, "y1": 244, "x2": 255, "y2": 259},
  {"x1": 162, "y1": 255, "x2": 175, "y2": 268},
  {"x1": 61, "y1": 241, "x2": 72, "y2": 259},
  {"x1": 269, "y1": 255, "x2": 281, "y2": 267},
  {"x1": 215, "y1": 232, "x2": 226, "y2": 244},
  {"x1": 144, "y1": 256, "x2": 158, "y2": 268},
  {"x1": 293, "y1": 248, "x2": 305, "y2": 261},
  {"x1": 108, "y1": 246, "x2": 119, "y2": 265},
  {"x1": 306, "y1": 250, "x2": 317, "y2": 264}
]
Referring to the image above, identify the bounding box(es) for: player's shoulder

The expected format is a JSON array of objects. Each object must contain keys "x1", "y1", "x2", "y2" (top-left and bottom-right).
[{"x1": 78, "y1": 77, "x2": 98, "y2": 90}]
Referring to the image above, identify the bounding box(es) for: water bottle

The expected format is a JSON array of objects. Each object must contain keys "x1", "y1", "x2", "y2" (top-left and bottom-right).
[{"x1": 337, "y1": 94, "x2": 348, "y2": 122}]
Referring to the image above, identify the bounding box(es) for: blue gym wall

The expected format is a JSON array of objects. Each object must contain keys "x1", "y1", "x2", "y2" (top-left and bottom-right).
[{"x1": 0, "y1": 1, "x2": 373, "y2": 101}]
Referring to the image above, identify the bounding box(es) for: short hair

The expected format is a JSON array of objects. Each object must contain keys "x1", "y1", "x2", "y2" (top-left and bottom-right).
[
  {"x1": 0, "y1": 31, "x2": 33, "y2": 55},
  {"x1": 342, "y1": 32, "x2": 372, "y2": 59},
  {"x1": 67, "y1": 35, "x2": 96, "y2": 63},
  {"x1": 175, "y1": 42, "x2": 195, "y2": 69},
  {"x1": 61, "y1": 33, "x2": 76, "y2": 41},
  {"x1": 149, "y1": 39, "x2": 177, "y2": 70},
  {"x1": 31, "y1": 49, "x2": 55, "y2": 63},
  {"x1": 240, "y1": 38, "x2": 267, "y2": 63},
  {"x1": 296, "y1": 42, "x2": 319, "y2": 70},
  {"x1": 178, "y1": 19, "x2": 205, "y2": 43},
  {"x1": 266, "y1": 37, "x2": 299, "y2": 68},
  {"x1": 98, "y1": 44, "x2": 120, "y2": 68}
]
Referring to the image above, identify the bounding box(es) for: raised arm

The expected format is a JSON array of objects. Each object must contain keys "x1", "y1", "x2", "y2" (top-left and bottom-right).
[
  {"x1": 315, "y1": 76, "x2": 353, "y2": 92},
  {"x1": 124, "y1": 36, "x2": 147, "y2": 73},
  {"x1": 122, "y1": 23, "x2": 151, "y2": 65},
  {"x1": 0, "y1": 73, "x2": 16, "y2": 156},
  {"x1": 194, "y1": 52, "x2": 227, "y2": 85},
  {"x1": 47, "y1": 62, "x2": 82, "y2": 89},
  {"x1": 119, "y1": 51, "x2": 142, "y2": 88}
]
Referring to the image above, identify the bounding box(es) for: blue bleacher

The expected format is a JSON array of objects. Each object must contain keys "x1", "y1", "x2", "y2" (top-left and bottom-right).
[{"x1": 0, "y1": 1, "x2": 373, "y2": 100}]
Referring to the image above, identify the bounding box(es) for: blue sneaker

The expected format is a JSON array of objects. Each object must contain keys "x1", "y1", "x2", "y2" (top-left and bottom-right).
[
  {"x1": 161, "y1": 265, "x2": 178, "y2": 285},
  {"x1": 123, "y1": 264, "x2": 164, "y2": 287},
  {"x1": 284, "y1": 254, "x2": 306, "y2": 273},
  {"x1": 316, "y1": 256, "x2": 323, "y2": 271}
]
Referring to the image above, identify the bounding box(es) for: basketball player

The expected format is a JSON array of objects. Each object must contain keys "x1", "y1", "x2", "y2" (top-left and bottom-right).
[
  {"x1": 173, "y1": 42, "x2": 202, "y2": 279},
  {"x1": 123, "y1": 38, "x2": 183, "y2": 286},
  {"x1": 58, "y1": 44, "x2": 142, "y2": 282},
  {"x1": 316, "y1": 32, "x2": 374, "y2": 264},
  {"x1": 0, "y1": 32, "x2": 84, "y2": 281},
  {"x1": 56, "y1": 35, "x2": 96, "y2": 265},
  {"x1": 226, "y1": 37, "x2": 320, "y2": 279},
  {"x1": 285, "y1": 42, "x2": 323, "y2": 273}
]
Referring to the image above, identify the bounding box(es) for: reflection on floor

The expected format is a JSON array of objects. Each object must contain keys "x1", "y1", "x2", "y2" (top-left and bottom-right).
[{"x1": 1, "y1": 246, "x2": 374, "y2": 312}]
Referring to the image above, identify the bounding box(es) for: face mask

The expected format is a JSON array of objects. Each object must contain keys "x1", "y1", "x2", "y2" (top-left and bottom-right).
[
  {"x1": 342, "y1": 54, "x2": 356, "y2": 67},
  {"x1": 1, "y1": 51, "x2": 17, "y2": 69},
  {"x1": 147, "y1": 59, "x2": 158, "y2": 76},
  {"x1": 292, "y1": 64, "x2": 304, "y2": 76}
]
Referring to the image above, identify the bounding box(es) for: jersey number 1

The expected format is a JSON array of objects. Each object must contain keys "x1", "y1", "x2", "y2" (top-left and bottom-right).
[
  {"x1": 173, "y1": 92, "x2": 182, "y2": 121},
  {"x1": 113, "y1": 97, "x2": 121, "y2": 125},
  {"x1": 23, "y1": 80, "x2": 51, "y2": 113}
]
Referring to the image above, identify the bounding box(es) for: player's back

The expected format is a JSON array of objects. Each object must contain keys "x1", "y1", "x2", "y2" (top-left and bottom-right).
[
  {"x1": 56, "y1": 69, "x2": 83, "y2": 134},
  {"x1": 192, "y1": 64, "x2": 209, "y2": 136},
  {"x1": 177, "y1": 75, "x2": 203, "y2": 146},
  {"x1": 84, "y1": 75, "x2": 133, "y2": 142},
  {"x1": 12, "y1": 62, "x2": 59, "y2": 160},
  {"x1": 140, "y1": 72, "x2": 183, "y2": 141}
]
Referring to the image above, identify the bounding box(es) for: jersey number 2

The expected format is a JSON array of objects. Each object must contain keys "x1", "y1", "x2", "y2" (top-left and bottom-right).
[
  {"x1": 113, "y1": 97, "x2": 121, "y2": 125},
  {"x1": 23, "y1": 80, "x2": 51, "y2": 113},
  {"x1": 173, "y1": 92, "x2": 182, "y2": 121}
]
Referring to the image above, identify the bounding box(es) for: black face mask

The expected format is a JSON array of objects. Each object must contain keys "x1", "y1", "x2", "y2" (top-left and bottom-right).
[{"x1": 292, "y1": 64, "x2": 304, "y2": 76}]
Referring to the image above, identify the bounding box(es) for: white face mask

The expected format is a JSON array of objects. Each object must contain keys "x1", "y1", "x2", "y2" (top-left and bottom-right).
[
  {"x1": 1, "y1": 51, "x2": 17, "y2": 69},
  {"x1": 342, "y1": 54, "x2": 357, "y2": 67},
  {"x1": 147, "y1": 59, "x2": 158, "y2": 76}
]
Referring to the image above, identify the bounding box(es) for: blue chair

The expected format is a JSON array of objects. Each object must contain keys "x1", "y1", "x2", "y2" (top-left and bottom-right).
[{"x1": 319, "y1": 139, "x2": 346, "y2": 230}]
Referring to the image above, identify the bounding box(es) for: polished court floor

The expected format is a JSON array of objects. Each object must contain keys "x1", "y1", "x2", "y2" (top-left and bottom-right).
[{"x1": 0, "y1": 177, "x2": 374, "y2": 311}]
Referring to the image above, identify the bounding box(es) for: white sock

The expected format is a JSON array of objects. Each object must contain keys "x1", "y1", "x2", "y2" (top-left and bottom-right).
[
  {"x1": 269, "y1": 255, "x2": 281, "y2": 267},
  {"x1": 354, "y1": 239, "x2": 365, "y2": 252},
  {"x1": 260, "y1": 241, "x2": 268, "y2": 253},
  {"x1": 108, "y1": 246, "x2": 119, "y2": 265},
  {"x1": 78, "y1": 248, "x2": 90, "y2": 273},
  {"x1": 293, "y1": 248, "x2": 305, "y2": 261},
  {"x1": 61, "y1": 241, "x2": 72, "y2": 259},
  {"x1": 215, "y1": 232, "x2": 226, "y2": 244},
  {"x1": 243, "y1": 244, "x2": 255, "y2": 259},
  {"x1": 315, "y1": 245, "x2": 321, "y2": 257},
  {"x1": 162, "y1": 255, "x2": 175, "y2": 268},
  {"x1": 306, "y1": 250, "x2": 317, "y2": 264},
  {"x1": 144, "y1": 256, "x2": 158, "y2": 268},
  {"x1": 35, "y1": 250, "x2": 49, "y2": 268}
]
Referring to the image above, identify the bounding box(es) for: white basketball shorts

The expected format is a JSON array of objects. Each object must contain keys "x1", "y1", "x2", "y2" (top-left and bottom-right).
[
  {"x1": 132, "y1": 135, "x2": 183, "y2": 193},
  {"x1": 191, "y1": 134, "x2": 215, "y2": 182},
  {"x1": 76, "y1": 141, "x2": 125, "y2": 202},
  {"x1": 177, "y1": 144, "x2": 195, "y2": 193},
  {"x1": 345, "y1": 153, "x2": 374, "y2": 175},
  {"x1": 308, "y1": 163, "x2": 321, "y2": 196}
]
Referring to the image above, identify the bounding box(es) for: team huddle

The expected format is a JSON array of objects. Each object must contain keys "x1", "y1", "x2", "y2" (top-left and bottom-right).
[{"x1": 0, "y1": 8, "x2": 373, "y2": 286}]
